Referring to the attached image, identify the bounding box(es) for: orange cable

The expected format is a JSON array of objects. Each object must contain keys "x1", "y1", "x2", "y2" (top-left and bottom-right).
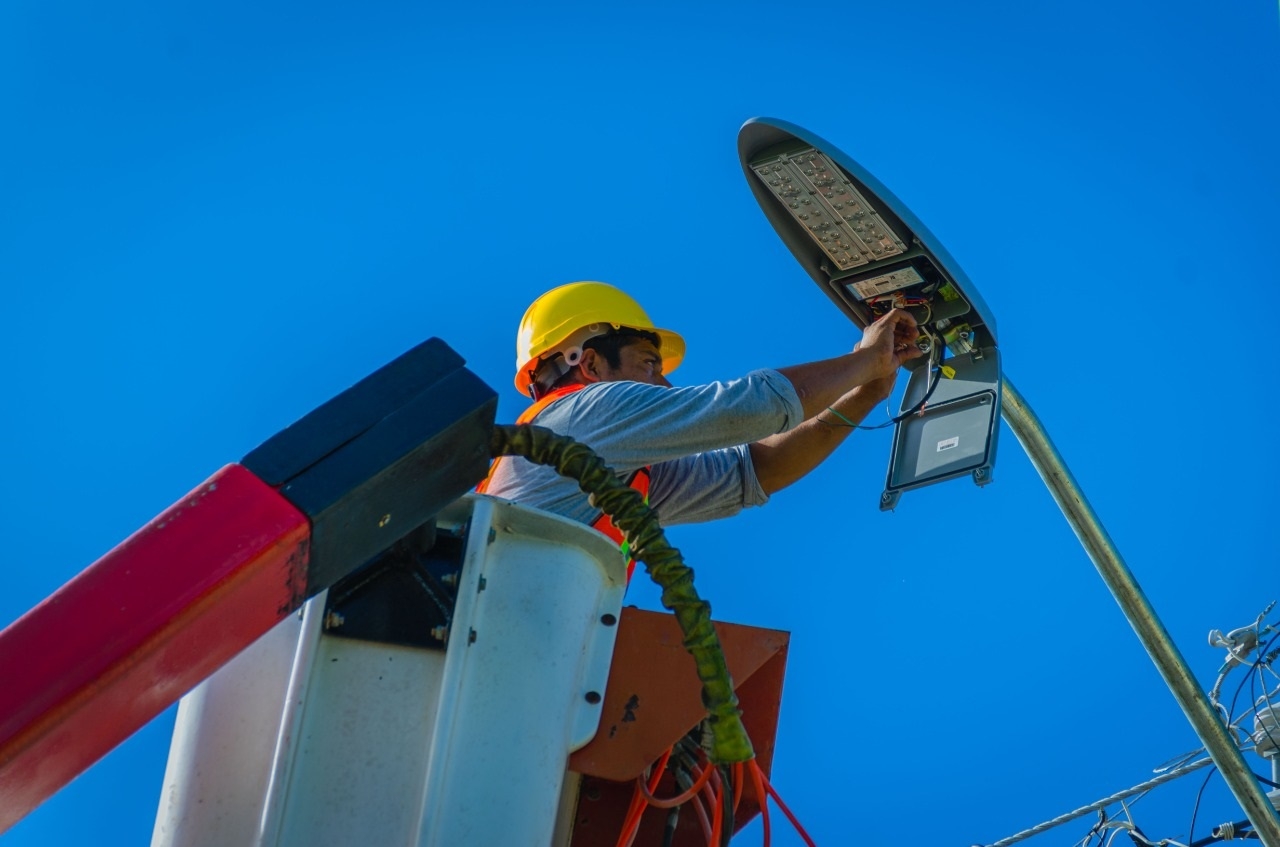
[
  {"x1": 748, "y1": 760, "x2": 772, "y2": 847},
  {"x1": 759, "y1": 767, "x2": 817, "y2": 847},
  {"x1": 700, "y1": 766, "x2": 720, "y2": 846},
  {"x1": 705, "y1": 762, "x2": 723, "y2": 796},
  {"x1": 637, "y1": 756, "x2": 716, "y2": 809},
  {"x1": 614, "y1": 781, "x2": 646, "y2": 847},
  {"x1": 689, "y1": 791, "x2": 712, "y2": 845},
  {"x1": 709, "y1": 771, "x2": 724, "y2": 847},
  {"x1": 615, "y1": 748, "x2": 674, "y2": 847}
]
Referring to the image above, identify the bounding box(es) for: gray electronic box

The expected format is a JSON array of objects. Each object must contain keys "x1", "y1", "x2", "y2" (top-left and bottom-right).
[{"x1": 881, "y1": 348, "x2": 1000, "y2": 510}]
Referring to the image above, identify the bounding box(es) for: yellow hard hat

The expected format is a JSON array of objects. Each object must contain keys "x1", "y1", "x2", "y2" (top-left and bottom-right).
[{"x1": 514, "y1": 281, "x2": 685, "y2": 395}]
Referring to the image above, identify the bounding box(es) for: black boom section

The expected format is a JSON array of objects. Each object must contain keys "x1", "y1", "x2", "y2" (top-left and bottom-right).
[{"x1": 243, "y1": 338, "x2": 497, "y2": 593}]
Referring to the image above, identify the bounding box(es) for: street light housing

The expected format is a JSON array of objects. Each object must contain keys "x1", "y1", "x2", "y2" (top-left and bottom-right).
[{"x1": 738, "y1": 117, "x2": 1002, "y2": 509}]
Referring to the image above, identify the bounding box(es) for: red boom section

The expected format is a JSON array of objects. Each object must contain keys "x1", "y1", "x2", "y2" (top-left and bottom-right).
[{"x1": 0, "y1": 464, "x2": 311, "y2": 832}]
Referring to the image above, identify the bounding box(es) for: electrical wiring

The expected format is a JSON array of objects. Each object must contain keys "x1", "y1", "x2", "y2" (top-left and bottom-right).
[
  {"x1": 984, "y1": 758, "x2": 1216, "y2": 847},
  {"x1": 637, "y1": 755, "x2": 716, "y2": 808},
  {"x1": 727, "y1": 764, "x2": 745, "y2": 843},
  {"x1": 1089, "y1": 800, "x2": 1148, "y2": 847},
  {"x1": 837, "y1": 327, "x2": 945, "y2": 431},
  {"x1": 1212, "y1": 619, "x2": 1278, "y2": 716},
  {"x1": 1189, "y1": 628, "x2": 1275, "y2": 847},
  {"x1": 673, "y1": 766, "x2": 713, "y2": 844},
  {"x1": 662, "y1": 806, "x2": 680, "y2": 847},
  {"x1": 669, "y1": 749, "x2": 713, "y2": 843},
  {"x1": 1248, "y1": 667, "x2": 1276, "y2": 760},
  {"x1": 690, "y1": 790, "x2": 713, "y2": 844},
  {"x1": 748, "y1": 757, "x2": 772, "y2": 847},
  {"x1": 1248, "y1": 631, "x2": 1280, "y2": 755},
  {"x1": 717, "y1": 765, "x2": 735, "y2": 847},
  {"x1": 1102, "y1": 819, "x2": 1152, "y2": 847},
  {"x1": 1075, "y1": 787, "x2": 1251, "y2": 847},
  {"x1": 1156, "y1": 750, "x2": 1210, "y2": 774},
  {"x1": 1083, "y1": 818, "x2": 1193, "y2": 847},
  {"x1": 621, "y1": 737, "x2": 754, "y2": 847},
  {"x1": 1102, "y1": 825, "x2": 1129, "y2": 847},
  {"x1": 987, "y1": 610, "x2": 1279, "y2": 847},
  {"x1": 704, "y1": 764, "x2": 729, "y2": 847},
  {"x1": 1077, "y1": 810, "x2": 1108, "y2": 847},
  {"x1": 866, "y1": 294, "x2": 932, "y2": 327},
  {"x1": 709, "y1": 771, "x2": 725, "y2": 847},
  {"x1": 731, "y1": 761, "x2": 745, "y2": 816},
  {"x1": 1188, "y1": 820, "x2": 1260, "y2": 847},
  {"x1": 625, "y1": 749, "x2": 816, "y2": 847},
  {"x1": 1111, "y1": 799, "x2": 1142, "y2": 847},
  {"x1": 1224, "y1": 629, "x2": 1280, "y2": 749},
  {"x1": 702, "y1": 771, "x2": 721, "y2": 846},
  {"x1": 1237, "y1": 686, "x2": 1280, "y2": 736},
  {"x1": 615, "y1": 749, "x2": 673, "y2": 847},
  {"x1": 1187, "y1": 766, "x2": 1218, "y2": 846},
  {"x1": 616, "y1": 782, "x2": 645, "y2": 847},
  {"x1": 752, "y1": 759, "x2": 819, "y2": 847}
]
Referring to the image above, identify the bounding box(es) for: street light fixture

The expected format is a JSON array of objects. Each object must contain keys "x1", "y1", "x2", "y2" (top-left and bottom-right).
[
  {"x1": 738, "y1": 116, "x2": 1280, "y2": 847},
  {"x1": 740, "y1": 119, "x2": 1001, "y2": 510}
]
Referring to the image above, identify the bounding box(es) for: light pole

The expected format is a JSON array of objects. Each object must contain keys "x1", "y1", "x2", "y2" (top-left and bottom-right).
[{"x1": 737, "y1": 116, "x2": 1280, "y2": 846}]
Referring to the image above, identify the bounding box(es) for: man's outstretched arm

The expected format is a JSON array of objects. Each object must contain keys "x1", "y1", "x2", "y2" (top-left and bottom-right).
[
  {"x1": 749, "y1": 309, "x2": 924, "y2": 495},
  {"x1": 748, "y1": 375, "x2": 894, "y2": 495}
]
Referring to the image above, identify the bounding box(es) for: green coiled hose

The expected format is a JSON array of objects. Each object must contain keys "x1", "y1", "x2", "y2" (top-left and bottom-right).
[{"x1": 489, "y1": 423, "x2": 754, "y2": 765}]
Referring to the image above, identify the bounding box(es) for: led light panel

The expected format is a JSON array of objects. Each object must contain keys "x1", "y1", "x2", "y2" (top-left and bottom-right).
[{"x1": 752, "y1": 147, "x2": 907, "y2": 271}]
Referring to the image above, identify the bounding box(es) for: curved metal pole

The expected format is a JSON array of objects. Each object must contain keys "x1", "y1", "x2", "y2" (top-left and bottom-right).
[{"x1": 1000, "y1": 375, "x2": 1280, "y2": 847}]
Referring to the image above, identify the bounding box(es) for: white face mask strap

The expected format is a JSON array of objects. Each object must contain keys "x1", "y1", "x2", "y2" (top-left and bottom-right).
[{"x1": 531, "y1": 322, "x2": 616, "y2": 394}]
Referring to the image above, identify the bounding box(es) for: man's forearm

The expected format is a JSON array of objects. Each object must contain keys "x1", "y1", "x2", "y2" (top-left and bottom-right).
[
  {"x1": 774, "y1": 349, "x2": 882, "y2": 420},
  {"x1": 748, "y1": 380, "x2": 892, "y2": 495}
]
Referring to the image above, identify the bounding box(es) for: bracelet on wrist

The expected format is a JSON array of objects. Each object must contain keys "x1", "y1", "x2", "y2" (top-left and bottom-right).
[{"x1": 824, "y1": 406, "x2": 858, "y2": 427}]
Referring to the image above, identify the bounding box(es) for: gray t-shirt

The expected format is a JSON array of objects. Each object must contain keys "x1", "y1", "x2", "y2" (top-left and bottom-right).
[{"x1": 485, "y1": 368, "x2": 804, "y2": 526}]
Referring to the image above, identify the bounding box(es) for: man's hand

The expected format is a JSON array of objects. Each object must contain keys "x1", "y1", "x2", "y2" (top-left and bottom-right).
[
  {"x1": 773, "y1": 308, "x2": 922, "y2": 421},
  {"x1": 859, "y1": 309, "x2": 923, "y2": 380}
]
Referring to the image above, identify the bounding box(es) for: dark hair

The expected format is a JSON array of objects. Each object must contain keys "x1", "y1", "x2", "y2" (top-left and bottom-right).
[
  {"x1": 543, "y1": 327, "x2": 661, "y2": 395},
  {"x1": 582, "y1": 327, "x2": 661, "y2": 368}
]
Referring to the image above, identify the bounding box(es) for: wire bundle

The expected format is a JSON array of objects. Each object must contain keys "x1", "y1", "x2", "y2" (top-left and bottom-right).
[
  {"x1": 612, "y1": 733, "x2": 817, "y2": 847},
  {"x1": 981, "y1": 605, "x2": 1280, "y2": 847}
]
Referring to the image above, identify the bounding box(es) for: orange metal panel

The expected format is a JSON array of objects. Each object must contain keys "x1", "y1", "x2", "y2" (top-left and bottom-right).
[{"x1": 568, "y1": 607, "x2": 789, "y2": 847}]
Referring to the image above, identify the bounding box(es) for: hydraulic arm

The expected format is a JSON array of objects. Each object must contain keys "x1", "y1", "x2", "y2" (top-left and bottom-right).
[{"x1": 0, "y1": 339, "x2": 496, "y2": 831}]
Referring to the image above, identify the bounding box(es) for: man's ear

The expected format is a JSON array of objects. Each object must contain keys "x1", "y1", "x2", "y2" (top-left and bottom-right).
[{"x1": 577, "y1": 348, "x2": 606, "y2": 383}]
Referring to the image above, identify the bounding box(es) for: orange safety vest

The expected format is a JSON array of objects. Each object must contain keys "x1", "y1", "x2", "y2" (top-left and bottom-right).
[{"x1": 477, "y1": 384, "x2": 650, "y2": 583}]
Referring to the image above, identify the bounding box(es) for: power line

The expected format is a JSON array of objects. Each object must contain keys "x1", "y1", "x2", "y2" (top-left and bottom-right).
[{"x1": 980, "y1": 757, "x2": 1216, "y2": 847}]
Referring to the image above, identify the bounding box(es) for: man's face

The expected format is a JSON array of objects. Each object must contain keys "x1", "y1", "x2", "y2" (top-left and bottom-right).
[{"x1": 583, "y1": 339, "x2": 671, "y2": 388}]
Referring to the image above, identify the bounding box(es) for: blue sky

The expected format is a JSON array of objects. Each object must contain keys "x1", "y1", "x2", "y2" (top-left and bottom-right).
[{"x1": 2, "y1": 1, "x2": 1278, "y2": 844}]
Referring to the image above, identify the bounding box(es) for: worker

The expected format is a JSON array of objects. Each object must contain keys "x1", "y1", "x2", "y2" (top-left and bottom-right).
[{"x1": 482, "y1": 281, "x2": 922, "y2": 579}]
